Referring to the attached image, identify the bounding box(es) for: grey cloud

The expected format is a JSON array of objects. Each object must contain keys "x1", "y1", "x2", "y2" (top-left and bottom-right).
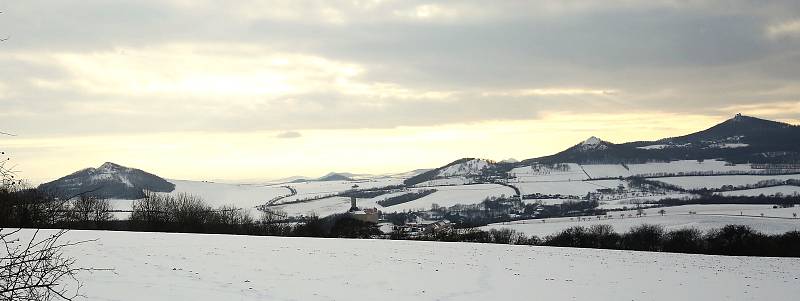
[{"x1": 1, "y1": 0, "x2": 799, "y2": 136}]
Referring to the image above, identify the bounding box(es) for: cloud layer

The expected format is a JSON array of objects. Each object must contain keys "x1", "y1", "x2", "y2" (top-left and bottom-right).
[
  {"x1": 1, "y1": 0, "x2": 798, "y2": 136},
  {"x1": 1, "y1": 1, "x2": 799, "y2": 180}
]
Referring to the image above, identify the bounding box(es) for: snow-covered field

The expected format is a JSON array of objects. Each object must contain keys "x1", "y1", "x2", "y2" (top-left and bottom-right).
[
  {"x1": 381, "y1": 184, "x2": 516, "y2": 212},
  {"x1": 10, "y1": 229, "x2": 799, "y2": 301},
  {"x1": 171, "y1": 180, "x2": 290, "y2": 208},
  {"x1": 483, "y1": 205, "x2": 800, "y2": 237},
  {"x1": 270, "y1": 196, "x2": 388, "y2": 217},
  {"x1": 511, "y1": 160, "x2": 761, "y2": 181},
  {"x1": 275, "y1": 178, "x2": 403, "y2": 204},
  {"x1": 654, "y1": 174, "x2": 800, "y2": 190},
  {"x1": 105, "y1": 161, "x2": 799, "y2": 219},
  {"x1": 718, "y1": 185, "x2": 800, "y2": 197},
  {"x1": 515, "y1": 179, "x2": 626, "y2": 196}
]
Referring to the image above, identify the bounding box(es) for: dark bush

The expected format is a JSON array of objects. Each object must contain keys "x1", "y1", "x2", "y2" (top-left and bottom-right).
[
  {"x1": 544, "y1": 226, "x2": 591, "y2": 248},
  {"x1": 705, "y1": 225, "x2": 767, "y2": 256},
  {"x1": 588, "y1": 224, "x2": 621, "y2": 249},
  {"x1": 662, "y1": 228, "x2": 704, "y2": 254},
  {"x1": 621, "y1": 224, "x2": 664, "y2": 251},
  {"x1": 773, "y1": 231, "x2": 800, "y2": 257},
  {"x1": 329, "y1": 217, "x2": 381, "y2": 238}
]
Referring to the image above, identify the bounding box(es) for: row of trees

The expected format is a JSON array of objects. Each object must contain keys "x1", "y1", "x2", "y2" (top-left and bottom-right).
[
  {"x1": 0, "y1": 181, "x2": 382, "y2": 239},
  {"x1": 397, "y1": 224, "x2": 800, "y2": 257}
]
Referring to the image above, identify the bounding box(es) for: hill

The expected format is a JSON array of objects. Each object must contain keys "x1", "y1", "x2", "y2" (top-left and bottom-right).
[
  {"x1": 625, "y1": 114, "x2": 800, "y2": 163},
  {"x1": 38, "y1": 162, "x2": 175, "y2": 199}
]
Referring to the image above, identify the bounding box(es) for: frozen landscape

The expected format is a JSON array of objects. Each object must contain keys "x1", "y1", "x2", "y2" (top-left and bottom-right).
[
  {"x1": 483, "y1": 204, "x2": 800, "y2": 237},
  {"x1": 5, "y1": 2, "x2": 800, "y2": 300},
  {"x1": 8, "y1": 229, "x2": 800, "y2": 301},
  {"x1": 139, "y1": 159, "x2": 799, "y2": 218}
]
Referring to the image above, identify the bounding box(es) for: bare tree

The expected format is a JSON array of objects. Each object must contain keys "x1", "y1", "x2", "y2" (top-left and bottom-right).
[
  {"x1": 0, "y1": 229, "x2": 99, "y2": 300},
  {"x1": 69, "y1": 196, "x2": 113, "y2": 227},
  {"x1": 1, "y1": 133, "x2": 105, "y2": 300}
]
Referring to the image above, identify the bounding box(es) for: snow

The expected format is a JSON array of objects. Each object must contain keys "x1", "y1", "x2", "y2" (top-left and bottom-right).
[
  {"x1": 637, "y1": 144, "x2": 670, "y2": 150},
  {"x1": 270, "y1": 196, "x2": 371, "y2": 217},
  {"x1": 625, "y1": 160, "x2": 756, "y2": 176},
  {"x1": 169, "y1": 180, "x2": 290, "y2": 209},
  {"x1": 414, "y1": 176, "x2": 472, "y2": 187},
  {"x1": 437, "y1": 159, "x2": 492, "y2": 178},
  {"x1": 511, "y1": 160, "x2": 761, "y2": 181},
  {"x1": 515, "y1": 180, "x2": 626, "y2": 197},
  {"x1": 709, "y1": 143, "x2": 750, "y2": 149},
  {"x1": 718, "y1": 186, "x2": 800, "y2": 197},
  {"x1": 510, "y1": 163, "x2": 589, "y2": 181},
  {"x1": 484, "y1": 205, "x2": 800, "y2": 237},
  {"x1": 577, "y1": 136, "x2": 608, "y2": 151},
  {"x1": 382, "y1": 184, "x2": 516, "y2": 212},
  {"x1": 277, "y1": 178, "x2": 403, "y2": 204},
  {"x1": 596, "y1": 193, "x2": 699, "y2": 209},
  {"x1": 8, "y1": 229, "x2": 799, "y2": 300},
  {"x1": 581, "y1": 136, "x2": 602, "y2": 146},
  {"x1": 580, "y1": 164, "x2": 633, "y2": 179},
  {"x1": 655, "y1": 174, "x2": 800, "y2": 190}
]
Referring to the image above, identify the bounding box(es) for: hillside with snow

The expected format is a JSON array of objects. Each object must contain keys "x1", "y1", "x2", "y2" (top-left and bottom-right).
[
  {"x1": 38, "y1": 162, "x2": 175, "y2": 199},
  {"x1": 404, "y1": 158, "x2": 498, "y2": 186}
]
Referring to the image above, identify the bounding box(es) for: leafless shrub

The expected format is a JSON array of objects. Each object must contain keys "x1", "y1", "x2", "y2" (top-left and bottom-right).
[{"x1": 1, "y1": 229, "x2": 103, "y2": 300}]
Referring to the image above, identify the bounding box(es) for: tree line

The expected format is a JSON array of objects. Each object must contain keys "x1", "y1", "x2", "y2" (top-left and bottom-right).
[{"x1": 394, "y1": 224, "x2": 800, "y2": 257}]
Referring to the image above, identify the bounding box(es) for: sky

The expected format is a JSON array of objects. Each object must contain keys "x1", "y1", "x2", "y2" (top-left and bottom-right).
[{"x1": 1, "y1": 0, "x2": 800, "y2": 183}]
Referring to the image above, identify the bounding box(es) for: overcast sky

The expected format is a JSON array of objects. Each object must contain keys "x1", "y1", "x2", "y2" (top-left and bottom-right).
[{"x1": 1, "y1": 0, "x2": 800, "y2": 182}]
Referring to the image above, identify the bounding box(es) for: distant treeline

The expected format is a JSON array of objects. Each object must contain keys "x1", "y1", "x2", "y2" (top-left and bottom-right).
[
  {"x1": 396, "y1": 224, "x2": 800, "y2": 257},
  {"x1": 377, "y1": 189, "x2": 436, "y2": 207},
  {"x1": 0, "y1": 186, "x2": 374, "y2": 238},
  {"x1": 658, "y1": 194, "x2": 800, "y2": 206},
  {"x1": 3, "y1": 185, "x2": 799, "y2": 257}
]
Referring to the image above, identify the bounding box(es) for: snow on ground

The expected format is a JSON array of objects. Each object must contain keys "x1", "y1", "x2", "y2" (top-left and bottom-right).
[
  {"x1": 580, "y1": 164, "x2": 633, "y2": 179},
  {"x1": 170, "y1": 180, "x2": 290, "y2": 209},
  {"x1": 637, "y1": 144, "x2": 672, "y2": 150},
  {"x1": 437, "y1": 159, "x2": 492, "y2": 177},
  {"x1": 484, "y1": 205, "x2": 800, "y2": 237},
  {"x1": 654, "y1": 174, "x2": 800, "y2": 190},
  {"x1": 107, "y1": 199, "x2": 135, "y2": 220},
  {"x1": 515, "y1": 179, "x2": 626, "y2": 197},
  {"x1": 382, "y1": 184, "x2": 516, "y2": 213},
  {"x1": 596, "y1": 193, "x2": 699, "y2": 210},
  {"x1": 709, "y1": 143, "x2": 749, "y2": 149},
  {"x1": 625, "y1": 160, "x2": 756, "y2": 176},
  {"x1": 718, "y1": 186, "x2": 800, "y2": 197},
  {"x1": 276, "y1": 178, "x2": 402, "y2": 204},
  {"x1": 9, "y1": 229, "x2": 799, "y2": 301},
  {"x1": 510, "y1": 163, "x2": 588, "y2": 181},
  {"x1": 269, "y1": 197, "x2": 363, "y2": 217},
  {"x1": 414, "y1": 176, "x2": 472, "y2": 187},
  {"x1": 512, "y1": 160, "x2": 759, "y2": 181}
]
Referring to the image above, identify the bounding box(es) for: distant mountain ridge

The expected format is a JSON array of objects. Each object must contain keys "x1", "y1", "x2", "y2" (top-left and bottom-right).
[
  {"x1": 524, "y1": 114, "x2": 800, "y2": 165},
  {"x1": 418, "y1": 114, "x2": 800, "y2": 182},
  {"x1": 624, "y1": 114, "x2": 800, "y2": 163},
  {"x1": 40, "y1": 115, "x2": 799, "y2": 194},
  {"x1": 39, "y1": 162, "x2": 175, "y2": 200}
]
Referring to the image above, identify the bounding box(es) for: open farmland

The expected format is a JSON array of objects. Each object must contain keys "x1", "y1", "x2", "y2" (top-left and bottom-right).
[
  {"x1": 8, "y1": 229, "x2": 799, "y2": 301},
  {"x1": 483, "y1": 205, "x2": 800, "y2": 237}
]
